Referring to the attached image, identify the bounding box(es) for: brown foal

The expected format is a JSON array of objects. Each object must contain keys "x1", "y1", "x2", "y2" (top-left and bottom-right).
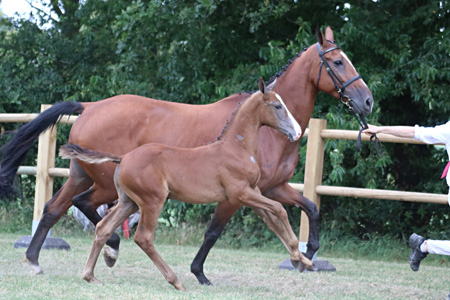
[{"x1": 60, "y1": 78, "x2": 315, "y2": 290}]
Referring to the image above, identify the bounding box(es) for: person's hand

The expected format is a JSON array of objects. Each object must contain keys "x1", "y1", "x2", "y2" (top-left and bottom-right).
[{"x1": 362, "y1": 124, "x2": 381, "y2": 136}]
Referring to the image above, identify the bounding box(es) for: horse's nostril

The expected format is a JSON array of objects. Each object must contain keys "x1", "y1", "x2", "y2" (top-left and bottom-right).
[{"x1": 365, "y1": 98, "x2": 372, "y2": 107}]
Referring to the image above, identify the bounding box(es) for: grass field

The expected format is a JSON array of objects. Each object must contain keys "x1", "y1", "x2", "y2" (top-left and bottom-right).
[{"x1": 0, "y1": 232, "x2": 449, "y2": 300}]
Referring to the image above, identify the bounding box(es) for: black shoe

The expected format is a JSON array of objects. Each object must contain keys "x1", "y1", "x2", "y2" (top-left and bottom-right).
[{"x1": 409, "y1": 233, "x2": 427, "y2": 271}]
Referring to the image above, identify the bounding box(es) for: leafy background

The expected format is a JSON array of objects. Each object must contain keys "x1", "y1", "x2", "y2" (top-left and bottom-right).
[{"x1": 0, "y1": 0, "x2": 449, "y2": 247}]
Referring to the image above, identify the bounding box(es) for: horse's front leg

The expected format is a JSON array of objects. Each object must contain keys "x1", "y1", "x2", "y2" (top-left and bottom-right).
[
  {"x1": 190, "y1": 201, "x2": 242, "y2": 285},
  {"x1": 263, "y1": 182, "x2": 320, "y2": 260}
]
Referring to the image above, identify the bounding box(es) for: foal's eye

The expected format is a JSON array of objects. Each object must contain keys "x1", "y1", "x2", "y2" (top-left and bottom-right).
[
  {"x1": 334, "y1": 60, "x2": 343, "y2": 66},
  {"x1": 274, "y1": 105, "x2": 282, "y2": 110}
]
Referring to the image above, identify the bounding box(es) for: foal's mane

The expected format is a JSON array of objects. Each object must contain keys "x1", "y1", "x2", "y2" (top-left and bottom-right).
[{"x1": 213, "y1": 99, "x2": 245, "y2": 143}]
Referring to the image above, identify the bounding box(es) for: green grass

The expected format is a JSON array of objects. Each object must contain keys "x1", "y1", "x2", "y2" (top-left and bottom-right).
[{"x1": 1, "y1": 231, "x2": 449, "y2": 300}]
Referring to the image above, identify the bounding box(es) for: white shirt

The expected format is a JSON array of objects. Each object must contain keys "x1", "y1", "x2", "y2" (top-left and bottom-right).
[{"x1": 414, "y1": 121, "x2": 450, "y2": 203}]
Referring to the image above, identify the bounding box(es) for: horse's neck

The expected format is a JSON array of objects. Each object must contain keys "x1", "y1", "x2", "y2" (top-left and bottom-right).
[
  {"x1": 220, "y1": 98, "x2": 261, "y2": 155},
  {"x1": 274, "y1": 50, "x2": 319, "y2": 133}
]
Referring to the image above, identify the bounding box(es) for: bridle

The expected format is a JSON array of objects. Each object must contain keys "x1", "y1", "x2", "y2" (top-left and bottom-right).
[{"x1": 316, "y1": 41, "x2": 382, "y2": 157}]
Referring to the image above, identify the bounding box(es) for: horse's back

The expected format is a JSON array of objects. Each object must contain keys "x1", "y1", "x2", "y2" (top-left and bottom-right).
[{"x1": 70, "y1": 94, "x2": 246, "y2": 153}]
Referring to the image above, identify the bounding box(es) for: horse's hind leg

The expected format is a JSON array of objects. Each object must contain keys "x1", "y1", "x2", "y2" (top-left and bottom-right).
[
  {"x1": 25, "y1": 160, "x2": 93, "y2": 274},
  {"x1": 190, "y1": 201, "x2": 241, "y2": 285},
  {"x1": 134, "y1": 200, "x2": 186, "y2": 291},
  {"x1": 82, "y1": 193, "x2": 138, "y2": 283},
  {"x1": 72, "y1": 184, "x2": 121, "y2": 267}
]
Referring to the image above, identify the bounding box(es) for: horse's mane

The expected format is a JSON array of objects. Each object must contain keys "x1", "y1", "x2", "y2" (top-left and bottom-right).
[
  {"x1": 265, "y1": 47, "x2": 307, "y2": 86},
  {"x1": 211, "y1": 47, "x2": 308, "y2": 144}
]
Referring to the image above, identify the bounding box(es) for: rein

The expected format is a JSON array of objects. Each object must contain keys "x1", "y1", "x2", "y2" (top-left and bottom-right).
[{"x1": 316, "y1": 41, "x2": 382, "y2": 157}]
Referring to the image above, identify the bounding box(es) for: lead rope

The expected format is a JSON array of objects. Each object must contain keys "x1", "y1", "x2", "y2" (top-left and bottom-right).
[{"x1": 349, "y1": 109, "x2": 383, "y2": 157}]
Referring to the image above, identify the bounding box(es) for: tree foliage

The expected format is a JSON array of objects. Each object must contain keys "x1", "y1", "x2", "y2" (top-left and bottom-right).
[{"x1": 0, "y1": 0, "x2": 449, "y2": 242}]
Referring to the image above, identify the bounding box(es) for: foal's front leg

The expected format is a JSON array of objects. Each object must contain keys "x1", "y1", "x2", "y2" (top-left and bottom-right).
[
  {"x1": 230, "y1": 187, "x2": 315, "y2": 271},
  {"x1": 263, "y1": 182, "x2": 320, "y2": 260},
  {"x1": 134, "y1": 202, "x2": 186, "y2": 291},
  {"x1": 253, "y1": 207, "x2": 292, "y2": 254}
]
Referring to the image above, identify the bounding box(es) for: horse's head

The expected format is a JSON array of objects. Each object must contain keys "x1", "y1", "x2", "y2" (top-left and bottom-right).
[
  {"x1": 314, "y1": 26, "x2": 373, "y2": 116},
  {"x1": 257, "y1": 78, "x2": 302, "y2": 142}
]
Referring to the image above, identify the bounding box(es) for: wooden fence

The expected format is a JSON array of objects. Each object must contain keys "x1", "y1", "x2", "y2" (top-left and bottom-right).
[{"x1": 0, "y1": 105, "x2": 447, "y2": 240}]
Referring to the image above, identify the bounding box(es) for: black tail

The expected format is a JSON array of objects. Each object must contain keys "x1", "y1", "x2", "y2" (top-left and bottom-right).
[{"x1": 0, "y1": 102, "x2": 84, "y2": 199}]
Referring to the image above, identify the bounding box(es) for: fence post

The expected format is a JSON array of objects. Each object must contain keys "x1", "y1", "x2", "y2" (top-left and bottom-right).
[
  {"x1": 299, "y1": 118, "x2": 326, "y2": 247},
  {"x1": 32, "y1": 104, "x2": 57, "y2": 236}
]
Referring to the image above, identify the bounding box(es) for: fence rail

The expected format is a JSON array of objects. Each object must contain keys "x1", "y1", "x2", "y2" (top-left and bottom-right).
[{"x1": 1, "y1": 107, "x2": 447, "y2": 240}]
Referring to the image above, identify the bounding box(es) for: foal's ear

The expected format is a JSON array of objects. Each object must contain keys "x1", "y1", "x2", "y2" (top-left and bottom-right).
[
  {"x1": 258, "y1": 77, "x2": 267, "y2": 94},
  {"x1": 315, "y1": 26, "x2": 324, "y2": 46}
]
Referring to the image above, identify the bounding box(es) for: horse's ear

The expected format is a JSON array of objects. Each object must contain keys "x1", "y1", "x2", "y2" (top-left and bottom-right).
[
  {"x1": 325, "y1": 26, "x2": 334, "y2": 42},
  {"x1": 266, "y1": 78, "x2": 276, "y2": 91},
  {"x1": 258, "y1": 77, "x2": 266, "y2": 94},
  {"x1": 315, "y1": 26, "x2": 324, "y2": 46}
]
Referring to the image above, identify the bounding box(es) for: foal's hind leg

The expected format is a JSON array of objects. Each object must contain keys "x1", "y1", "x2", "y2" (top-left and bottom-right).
[
  {"x1": 72, "y1": 183, "x2": 121, "y2": 267},
  {"x1": 82, "y1": 194, "x2": 138, "y2": 283},
  {"x1": 134, "y1": 200, "x2": 186, "y2": 291}
]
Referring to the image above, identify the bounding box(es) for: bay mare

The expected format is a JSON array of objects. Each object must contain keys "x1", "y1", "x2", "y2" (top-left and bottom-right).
[
  {"x1": 60, "y1": 79, "x2": 315, "y2": 290},
  {"x1": 0, "y1": 27, "x2": 373, "y2": 284}
]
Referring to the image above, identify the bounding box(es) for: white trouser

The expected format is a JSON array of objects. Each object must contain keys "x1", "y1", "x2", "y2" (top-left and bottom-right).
[{"x1": 426, "y1": 240, "x2": 450, "y2": 256}]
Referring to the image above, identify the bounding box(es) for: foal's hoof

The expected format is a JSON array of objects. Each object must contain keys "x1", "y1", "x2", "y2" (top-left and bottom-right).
[
  {"x1": 291, "y1": 260, "x2": 305, "y2": 272},
  {"x1": 291, "y1": 260, "x2": 317, "y2": 273},
  {"x1": 306, "y1": 262, "x2": 318, "y2": 272},
  {"x1": 103, "y1": 246, "x2": 119, "y2": 268},
  {"x1": 83, "y1": 274, "x2": 102, "y2": 284},
  {"x1": 174, "y1": 282, "x2": 187, "y2": 291}
]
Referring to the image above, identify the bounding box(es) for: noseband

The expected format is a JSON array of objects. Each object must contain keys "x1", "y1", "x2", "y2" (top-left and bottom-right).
[
  {"x1": 316, "y1": 41, "x2": 361, "y2": 107},
  {"x1": 316, "y1": 41, "x2": 382, "y2": 157}
]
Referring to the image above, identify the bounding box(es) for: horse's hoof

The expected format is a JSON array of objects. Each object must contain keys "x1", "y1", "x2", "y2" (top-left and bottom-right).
[
  {"x1": 196, "y1": 274, "x2": 213, "y2": 286},
  {"x1": 103, "y1": 246, "x2": 119, "y2": 268},
  {"x1": 24, "y1": 258, "x2": 43, "y2": 275},
  {"x1": 302, "y1": 250, "x2": 317, "y2": 261}
]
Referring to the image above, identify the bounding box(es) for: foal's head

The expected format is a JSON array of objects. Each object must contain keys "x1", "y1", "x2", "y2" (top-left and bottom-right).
[{"x1": 256, "y1": 78, "x2": 302, "y2": 142}]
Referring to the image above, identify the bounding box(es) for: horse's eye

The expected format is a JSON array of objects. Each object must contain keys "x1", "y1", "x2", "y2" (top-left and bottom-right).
[
  {"x1": 334, "y1": 60, "x2": 343, "y2": 66},
  {"x1": 275, "y1": 105, "x2": 282, "y2": 110}
]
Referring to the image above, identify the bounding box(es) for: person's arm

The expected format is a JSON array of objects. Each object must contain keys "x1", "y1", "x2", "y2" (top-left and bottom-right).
[
  {"x1": 362, "y1": 124, "x2": 415, "y2": 139},
  {"x1": 414, "y1": 122, "x2": 450, "y2": 145}
]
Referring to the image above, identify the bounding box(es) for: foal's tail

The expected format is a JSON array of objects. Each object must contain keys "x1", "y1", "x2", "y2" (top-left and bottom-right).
[
  {"x1": 0, "y1": 102, "x2": 84, "y2": 199},
  {"x1": 59, "y1": 144, "x2": 121, "y2": 165}
]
